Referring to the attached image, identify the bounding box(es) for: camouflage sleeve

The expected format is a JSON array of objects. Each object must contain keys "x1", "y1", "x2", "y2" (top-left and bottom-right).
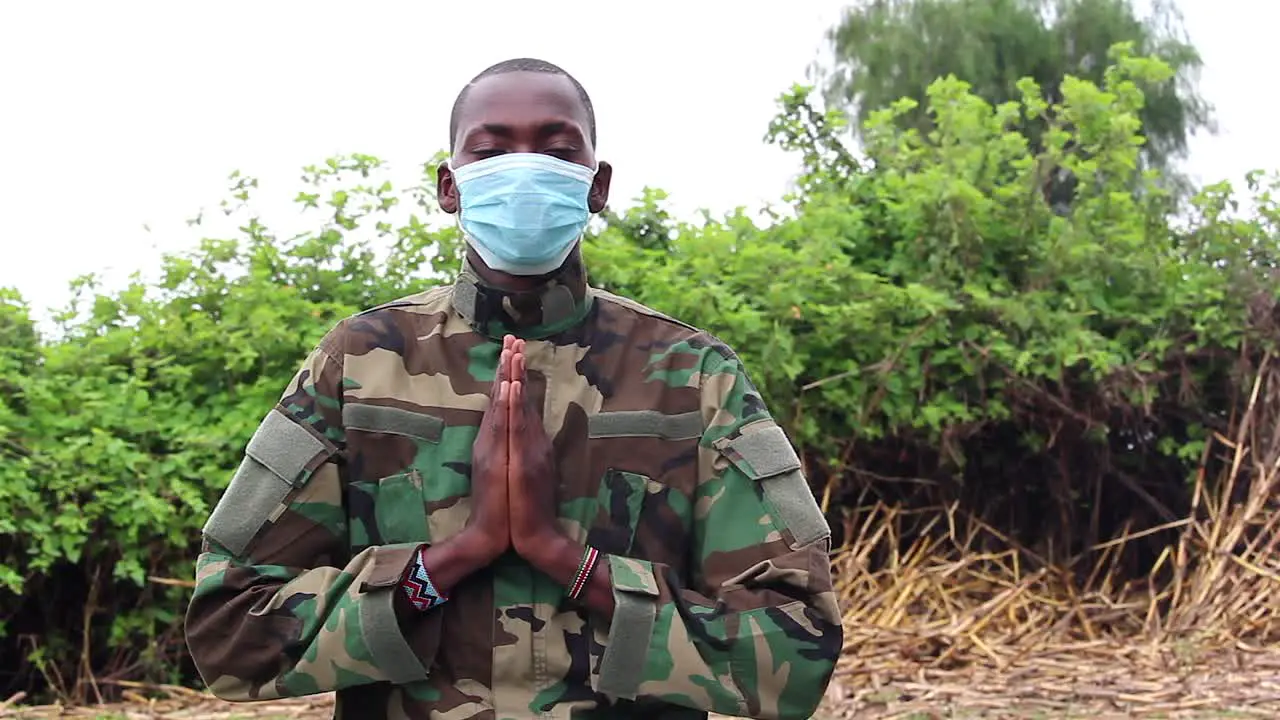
[
  {"x1": 184, "y1": 325, "x2": 442, "y2": 701},
  {"x1": 593, "y1": 343, "x2": 843, "y2": 720}
]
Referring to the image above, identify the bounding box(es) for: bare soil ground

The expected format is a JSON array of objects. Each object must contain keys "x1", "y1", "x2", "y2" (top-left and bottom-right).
[{"x1": 6, "y1": 646, "x2": 1280, "y2": 720}]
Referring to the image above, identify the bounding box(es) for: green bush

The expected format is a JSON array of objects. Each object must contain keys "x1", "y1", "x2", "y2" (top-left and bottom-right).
[{"x1": 1, "y1": 47, "x2": 1276, "y2": 701}]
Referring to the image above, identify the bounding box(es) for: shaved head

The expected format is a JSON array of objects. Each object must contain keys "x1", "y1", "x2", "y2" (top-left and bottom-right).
[{"x1": 449, "y1": 58, "x2": 596, "y2": 152}]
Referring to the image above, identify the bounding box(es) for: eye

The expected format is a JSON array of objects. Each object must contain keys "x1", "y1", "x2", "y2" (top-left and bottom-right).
[
  {"x1": 472, "y1": 147, "x2": 505, "y2": 159},
  {"x1": 543, "y1": 147, "x2": 578, "y2": 159}
]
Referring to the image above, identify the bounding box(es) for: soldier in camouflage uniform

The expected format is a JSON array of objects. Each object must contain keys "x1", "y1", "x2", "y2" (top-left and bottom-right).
[{"x1": 185, "y1": 57, "x2": 843, "y2": 720}]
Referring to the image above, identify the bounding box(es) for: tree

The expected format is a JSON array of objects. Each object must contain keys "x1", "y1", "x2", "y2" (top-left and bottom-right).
[{"x1": 819, "y1": 0, "x2": 1213, "y2": 194}]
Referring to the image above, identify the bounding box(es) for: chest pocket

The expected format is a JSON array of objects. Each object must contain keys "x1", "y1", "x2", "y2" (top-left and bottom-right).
[
  {"x1": 580, "y1": 410, "x2": 700, "y2": 563},
  {"x1": 343, "y1": 403, "x2": 470, "y2": 550},
  {"x1": 587, "y1": 469, "x2": 650, "y2": 556}
]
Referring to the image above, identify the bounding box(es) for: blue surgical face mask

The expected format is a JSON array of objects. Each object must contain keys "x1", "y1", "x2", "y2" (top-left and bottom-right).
[{"x1": 451, "y1": 152, "x2": 598, "y2": 276}]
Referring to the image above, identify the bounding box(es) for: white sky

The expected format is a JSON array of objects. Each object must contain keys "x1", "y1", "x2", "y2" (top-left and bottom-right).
[{"x1": 0, "y1": 1, "x2": 1273, "y2": 323}]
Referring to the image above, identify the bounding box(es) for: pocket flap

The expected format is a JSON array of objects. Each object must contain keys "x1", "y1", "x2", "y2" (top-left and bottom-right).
[
  {"x1": 245, "y1": 408, "x2": 332, "y2": 488},
  {"x1": 717, "y1": 422, "x2": 802, "y2": 480},
  {"x1": 608, "y1": 556, "x2": 661, "y2": 597},
  {"x1": 716, "y1": 420, "x2": 829, "y2": 548},
  {"x1": 343, "y1": 404, "x2": 444, "y2": 443},
  {"x1": 588, "y1": 410, "x2": 703, "y2": 440}
]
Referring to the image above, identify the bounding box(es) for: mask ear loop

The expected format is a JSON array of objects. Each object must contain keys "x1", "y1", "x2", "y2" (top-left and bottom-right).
[{"x1": 444, "y1": 156, "x2": 463, "y2": 237}]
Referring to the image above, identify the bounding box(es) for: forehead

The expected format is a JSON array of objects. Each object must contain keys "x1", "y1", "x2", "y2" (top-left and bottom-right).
[{"x1": 455, "y1": 71, "x2": 590, "y2": 139}]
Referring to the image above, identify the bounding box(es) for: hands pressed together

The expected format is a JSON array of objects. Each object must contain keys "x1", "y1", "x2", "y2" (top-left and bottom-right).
[
  {"x1": 423, "y1": 334, "x2": 611, "y2": 615},
  {"x1": 402, "y1": 335, "x2": 615, "y2": 617},
  {"x1": 466, "y1": 334, "x2": 565, "y2": 565}
]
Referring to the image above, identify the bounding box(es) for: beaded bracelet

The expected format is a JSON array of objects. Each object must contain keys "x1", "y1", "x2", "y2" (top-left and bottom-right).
[
  {"x1": 568, "y1": 545, "x2": 601, "y2": 601},
  {"x1": 401, "y1": 545, "x2": 448, "y2": 612}
]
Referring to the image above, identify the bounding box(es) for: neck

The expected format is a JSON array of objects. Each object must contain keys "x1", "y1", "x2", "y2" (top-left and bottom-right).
[
  {"x1": 451, "y1": 246, "x2": 593, "y2": 340},
  {"x1": 465, "y1": 247, "x2": 550, "y2": 292}
]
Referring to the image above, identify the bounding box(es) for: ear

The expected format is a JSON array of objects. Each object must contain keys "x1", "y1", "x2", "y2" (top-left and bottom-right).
[
  {"x1": 437, "y1": 161, "x2": 459, "y2": 214},
  {"x1": 588, "y1": 160, "x2": 612, "y2": 214}
]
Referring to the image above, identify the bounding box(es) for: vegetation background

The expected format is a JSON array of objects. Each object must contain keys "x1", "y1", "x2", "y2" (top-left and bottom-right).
[{"x1": 3, "y1": 0, "x2": 1279, "y2": 716}]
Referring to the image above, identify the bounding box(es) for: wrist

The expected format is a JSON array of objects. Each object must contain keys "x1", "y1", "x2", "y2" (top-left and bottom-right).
[
  {"x1": 522, "y1": 529, "x2": 573, "y2": 574},
  {"x1": 456, "y1": 526, "x2": 504, "y2": 567},
  {"x1": 400, "y1": 544, "x2": 448, "y2": 613}
]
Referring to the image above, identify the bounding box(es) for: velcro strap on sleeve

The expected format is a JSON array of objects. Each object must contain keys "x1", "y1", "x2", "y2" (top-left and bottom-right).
[
  {"x1": 719, "y1": 422, "x2": 802, "y2": 479},
  {"x1": 718, "y1": 421, "x2": 830, "y2": 549},
  {"x1": 596, "y1": 556, "x2": 659, "y2": 700},
  {"x1": 202, "y1": 408, "x2": 337, "y2": 556},
  {"x1": 607, "y1": 556, "x2": 661, "y2": 597},
  {"x1": 245, "y1": 408, "x2": 332, "y2": 487},
  {"x1": 202, "y1": 456, "x2": 291, "y2": 557}
]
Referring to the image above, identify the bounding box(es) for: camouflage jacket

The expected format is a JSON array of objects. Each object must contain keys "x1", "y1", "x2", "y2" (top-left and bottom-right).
[{"x1": 185, "y1": 252, "x2": 843, "y2": 719}]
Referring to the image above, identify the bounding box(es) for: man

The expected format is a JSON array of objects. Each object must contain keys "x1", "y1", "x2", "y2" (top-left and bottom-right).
[{"x1": 185, "y1": 57, "x2": 843, "y2": 720}]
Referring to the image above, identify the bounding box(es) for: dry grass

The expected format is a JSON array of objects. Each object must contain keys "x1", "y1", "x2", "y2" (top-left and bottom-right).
[
  {"x1": 0, "y1": 682, "x2": 331, "y2": 718},
  {"x1": 10, "y1": 361, "x2": 1280, "y2": 719},
  {"x1": 817, "y1": 354, "x2": 1280, "y2": 718}
]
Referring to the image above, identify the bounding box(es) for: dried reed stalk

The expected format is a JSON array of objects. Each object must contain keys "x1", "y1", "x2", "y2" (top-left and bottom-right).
[
  {"x1": 824, "y1": 354, "x2": 1280, "y2": 717},
  {"x1": 11, "y1": 362, "x2": 1280, "y2": 718}
]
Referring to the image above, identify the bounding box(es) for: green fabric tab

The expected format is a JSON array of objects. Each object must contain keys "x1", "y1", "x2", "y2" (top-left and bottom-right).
[
  {"x1": 724, "y1": 424, "x2": 802, "y2": 479},
  {"x1": 596, "y1": 555, "x2": 659, "y2": 699},
  {"x1": 723, "y1": 423, "x2": 829, "y2": 548},
  {"x1": 374, "y1": 470, "x2": 431, "y2": 544},
  {"x1": 760, "y1": 469, "x2": 831, "y2": 548},
  {"x1": 608, "y1": 556, "x2": 660, "y2": 595},
  {"x1": 588, "y1": 410, "x2": 704, "y2": 440},
  {"x1": 202, "y1": 456, "x2": 292, "y2": 557},
  {"x1": 343, "y1": 404, "x2": 444, "y2": 443},
  {"x1": 359, "y1": 582, "x2": 429, "y2": 685},
  {"x1": 246, "y1": 408, "x2": 329, "y2": 487}
]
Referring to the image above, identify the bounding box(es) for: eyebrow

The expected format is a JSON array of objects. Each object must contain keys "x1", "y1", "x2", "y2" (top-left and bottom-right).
[{"x1": 469, "y1": 121, "x2": 583, "y2": 141}]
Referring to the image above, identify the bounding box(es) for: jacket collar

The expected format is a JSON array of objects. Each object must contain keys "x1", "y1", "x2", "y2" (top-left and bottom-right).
[{"x1": 451, "y1": 246, "x2": 593, "y2": 340}]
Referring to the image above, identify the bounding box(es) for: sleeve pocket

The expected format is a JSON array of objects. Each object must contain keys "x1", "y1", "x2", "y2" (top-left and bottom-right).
[
  {"x1": 204, "y1": 408, "x2": 337, "y2": 556},
  {"x1": 717, "y1": 421, "x2": 830, "y2": 549}
]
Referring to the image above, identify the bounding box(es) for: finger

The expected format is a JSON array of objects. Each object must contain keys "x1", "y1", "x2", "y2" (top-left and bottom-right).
[
  {"x1": 506, "y1": 381, "x2": 520, "y2": 472},
  {"x1": 493, "y1": 348, "x2": 511, "y2": 390},
  {"x1": 508, "y1": 381, "x2": 522, "y2": 479},
  {"x1": 511, "y1": 340, "x2": 525, "y2": 382},
  {"x1": 494, "y1": 380, "x2": 510, "y2": 461},
  {"x1": 496, "y1": 379, "x2": 510, "y2": 418},
  {"x1": 509, "y1": 380, "x2": 525, "y2": 435},
  {"x1": 485, "y1": 352, "x2": 510, "y2": 433}
]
